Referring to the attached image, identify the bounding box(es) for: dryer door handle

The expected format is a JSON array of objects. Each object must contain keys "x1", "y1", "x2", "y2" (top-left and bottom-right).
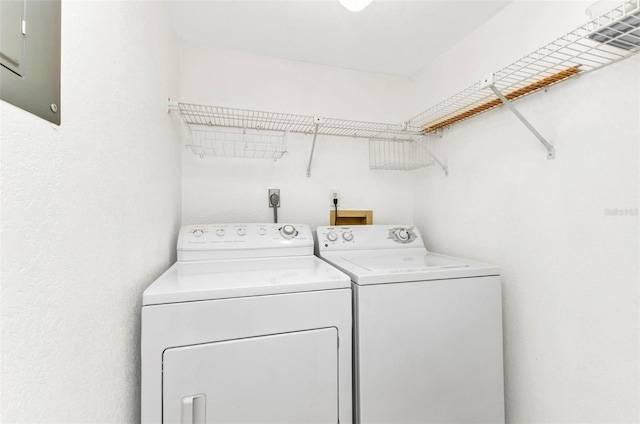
[{"x1": 182, "y1": 394, "x2": 206, "y2": 424}]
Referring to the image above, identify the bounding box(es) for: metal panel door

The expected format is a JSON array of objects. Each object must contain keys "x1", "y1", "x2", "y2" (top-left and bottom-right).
[
  {"x1": 0, "y1": 0, "x2": 25, "y2": 75},
  {"x1": 163, "y1": 328, "x2": 339, "y2": 424},
  {"x1": 0, "y1": 0, "x2": 61, "y2": 124}
]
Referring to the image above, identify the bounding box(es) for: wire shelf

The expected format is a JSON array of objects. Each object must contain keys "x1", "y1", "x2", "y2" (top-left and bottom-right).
[
  {"x1": 177, "y1": 103, "x2": 422, "y2": 140},
  {"x1": 409, "y1": 0, "x2": 640, "y2": 133},
  {"x1": 369, "y1": 138, "x2": 435, "y2": 171},
  {"x1": 185, "y1": 129, "x2": 288, "y2": 160}
]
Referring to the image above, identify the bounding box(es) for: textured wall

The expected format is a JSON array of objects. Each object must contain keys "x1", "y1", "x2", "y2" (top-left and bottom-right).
[
  {"x1": 0, "y1": 1, "x2": 181, "y2": 422},
  {"x1": 179, "y1": 47, "x2": 417, "y2": 228},
  {"x1": 2, "y1": 1, "x2": 638, "y2": 423},
  {"x1": 411, "y1": 1, "x2": 639, "y2": 422}
]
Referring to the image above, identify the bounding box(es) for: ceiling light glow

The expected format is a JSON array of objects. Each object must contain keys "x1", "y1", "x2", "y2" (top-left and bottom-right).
[{"x1": 339, "y1": 0, "x2": 373, "y2": 12}]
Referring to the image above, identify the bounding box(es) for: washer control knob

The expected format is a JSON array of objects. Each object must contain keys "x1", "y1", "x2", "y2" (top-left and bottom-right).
[
  {"x1": 396, "y1": 229, "x2": 410, "y2": 241},
  {"x1": 192, "y1": 229, "x2": 205, "y2": 237},
  {"x1": 237, "y1": 228, "x2": 246, "y2": 236},
  {"x1": 280, "y1": 225, "x2": 297, "y2": 239},
  {"x1": 327, "y1": 231, "x2": 338, "y2": 242},
  {"x1": 216, "y1": 228, "x2": 225, "y2": 237},
  {"x1": 342, "y1": 232, "x2": 353, "y2": 241},
  {"x1": 258, "y1": 227, "x2": 267, "y2": 235}
]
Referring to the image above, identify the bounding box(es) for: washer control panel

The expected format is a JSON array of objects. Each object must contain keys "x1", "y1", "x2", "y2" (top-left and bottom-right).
[
  {"x1": 318, "y1": 227, "x2": 356, "y2": 248},
  {"x1": 178, "y1": 223, "x2": 312, "y2": 261},
  {"x1": 317, "y1": 225, "x2": 424, "y2": 251}
]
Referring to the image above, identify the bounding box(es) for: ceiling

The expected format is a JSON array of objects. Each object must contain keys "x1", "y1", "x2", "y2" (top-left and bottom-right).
[{"x1": 165, "y1": 0, "x2": 512, "y2": 77}]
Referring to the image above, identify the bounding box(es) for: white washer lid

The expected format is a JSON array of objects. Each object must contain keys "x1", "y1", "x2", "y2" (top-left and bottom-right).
[
  {"x1": 143, "y1": 256, "x2": 350, "y2": 306},
  {"x1": 319, "y1": 249, "x2": 500, "y2": 285}
]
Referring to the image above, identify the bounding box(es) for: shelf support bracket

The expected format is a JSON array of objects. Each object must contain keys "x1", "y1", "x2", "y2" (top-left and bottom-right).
[
  {"x1": 306, "y1": 119, "x2": 322, "y2": 177},
  {"x1": 168, "y1": 99, "x2": 179, "y2": 113},
  {"x1": 414, "y1": 136, "x2": 449, "y2": 177},
  {"x1": 488, "y1": 84, "x2": 555, "y2": 160}
]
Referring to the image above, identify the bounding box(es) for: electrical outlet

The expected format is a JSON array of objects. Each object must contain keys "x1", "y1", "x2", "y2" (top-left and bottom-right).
[
  {"x1": 268, "y1": 189, "x2": 280, "y2": 208},
  {"x1": 330, "y1": 190, "x2": 340, "y2": 207}
]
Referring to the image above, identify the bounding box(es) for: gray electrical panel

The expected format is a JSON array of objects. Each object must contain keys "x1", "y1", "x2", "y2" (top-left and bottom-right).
[{"x1": 1, "y1": 0, "x2": 61, "y2": 125}]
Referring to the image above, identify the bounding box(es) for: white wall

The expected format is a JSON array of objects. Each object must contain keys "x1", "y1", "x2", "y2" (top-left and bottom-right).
[
  {"x1": 2, "y1": 1, "x2": 637, "y2": 423},
  {"x1": 0, "y1": 1, "x2": 181, "y2": 422},
  {"x1": 411, "y1": 1, "x2": 639, "y2": 422},
  {"x1": 180, "y1": 46, "x2": 417, "y2": 228}
]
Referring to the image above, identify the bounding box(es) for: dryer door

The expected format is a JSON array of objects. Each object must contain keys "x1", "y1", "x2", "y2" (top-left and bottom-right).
[{"x1": 163, "y1": 328, "x2": 339, "y2": 424}]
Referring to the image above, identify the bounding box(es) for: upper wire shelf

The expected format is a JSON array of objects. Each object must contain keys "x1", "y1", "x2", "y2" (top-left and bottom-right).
[
  {"x1": 177, "y1": 103, "x2": 422, "y2": 140},
  {"x1": 409, "y1": 0, "x2": 640, "y2": 133}
]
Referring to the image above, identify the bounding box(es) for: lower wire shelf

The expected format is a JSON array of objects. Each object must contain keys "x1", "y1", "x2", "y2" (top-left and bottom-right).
[
  {"x1": 185, "y1": 129, "x2": 288, "y2": 160},
  {"x1": 369, "y1": 138, "x2": 435, "y2": 171}
]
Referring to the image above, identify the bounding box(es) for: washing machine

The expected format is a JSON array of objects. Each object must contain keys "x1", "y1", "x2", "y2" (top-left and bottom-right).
[
  {"x1": 141, "y1": 223, "x2": 352, "y2": 424},
  {"x1": 316, "y1": 225, "x2": 505, "y2": 424}
]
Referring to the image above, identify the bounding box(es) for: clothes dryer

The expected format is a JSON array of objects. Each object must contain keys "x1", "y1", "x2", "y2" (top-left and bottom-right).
[
  {"x1": 142, "y1": 223, "x2": 352, "y2": 424},
  {"x1": 317, "y1": 225, "x2": 504, "y2": 424}
]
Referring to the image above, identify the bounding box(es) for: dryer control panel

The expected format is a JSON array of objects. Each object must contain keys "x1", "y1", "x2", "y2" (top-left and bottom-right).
[
  {"x1": 317, "y1": 225, "x2": 425, "y2": 251},
  {"x1": 178, "y1": 223, "x2": 313, "y2": 261}
]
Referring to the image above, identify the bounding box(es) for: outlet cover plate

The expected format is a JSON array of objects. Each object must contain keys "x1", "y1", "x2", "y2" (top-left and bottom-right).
[
  {"x1": 330, "y1": 190, "x2": 340, "y2": 208},
  {"x1": 268, "y1": 189, "x2": 280, "y2": 208}
]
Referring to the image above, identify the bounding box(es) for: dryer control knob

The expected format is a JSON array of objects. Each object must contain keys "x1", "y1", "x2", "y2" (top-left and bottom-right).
[
  {"x1": 327, "y1": 231, "x2": 338, "y2": 242},
  {"x1": 237, "y1": 228, "x2": 246, "y2": 236},
  {"x1": 280, "y1": 225, "x2": 297, "y2": 239},
  {"x1": 257, "y1": 227, "x2": 267, "y2": 235},
  {"x1": 192, "y1": 229, "x2": 205, "y2": 237},
  {"x1": 342, "y1": 232, "x2": 353, "y2": 241},
  {"x1": 216, "y1": 229, "x2": 225, "y2": 237}
]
